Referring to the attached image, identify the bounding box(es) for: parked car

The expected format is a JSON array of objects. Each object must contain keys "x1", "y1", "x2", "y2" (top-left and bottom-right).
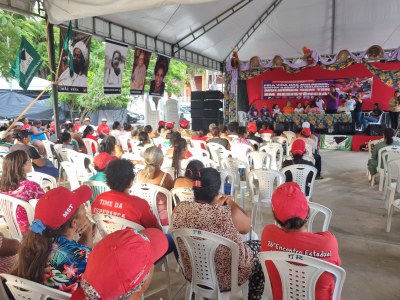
[{"x1": 127, "y1": 112, "x2": 141, "y2": 124}]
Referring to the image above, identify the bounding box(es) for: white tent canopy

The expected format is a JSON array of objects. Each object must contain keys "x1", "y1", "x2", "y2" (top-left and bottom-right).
[{"x1": 42, "y1": 0, "x2": 400, "y2": 65}]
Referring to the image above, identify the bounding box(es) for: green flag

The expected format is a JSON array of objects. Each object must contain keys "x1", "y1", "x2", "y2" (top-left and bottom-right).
[
  {"x1": 10, "y1": 36, "x2": 43, "y2": 90},
  {"x1": 63, "y1": 21, "x2": 74, "y2": 77}
]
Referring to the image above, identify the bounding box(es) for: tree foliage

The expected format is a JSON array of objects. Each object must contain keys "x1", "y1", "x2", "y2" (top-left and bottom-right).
[{"x1": 0, "y1": 11, "x2": 192, "y2": 118}]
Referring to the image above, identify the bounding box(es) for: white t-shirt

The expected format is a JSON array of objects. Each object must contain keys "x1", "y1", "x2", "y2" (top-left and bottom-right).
[
  {"x1": 315, "y1": 99, "x2": 325, "y2": 111},
  {"x1": 346, "y1": 98, "x2": 356, "y2": 111}
]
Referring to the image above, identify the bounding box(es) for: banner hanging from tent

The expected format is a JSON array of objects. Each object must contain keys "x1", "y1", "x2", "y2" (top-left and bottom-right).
[
  {"x1": 320, "y1": 134, "x2": 352, "y2": 151},
  {"x1": 104, "y1": 39, "x2": 128, "y2": 94},
  {"x1": 130, "y1": 48, "x2": 152, "y2": 95},
  {"x1": 149, "y1": 54, "x2": 170, "y2": 97},
  {"x1": 262, "y1": 77, "x2": 373, "y2": 101},
  {"x1": 10, "y1": 36, "x2": 43, "y2": 91},
  {"x1": 58, "y1": 22, "x2": 92, "y2": 94}
]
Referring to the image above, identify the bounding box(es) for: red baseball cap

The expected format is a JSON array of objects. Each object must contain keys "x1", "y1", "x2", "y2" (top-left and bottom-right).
[
  {"x1": 247, "y1": 122, "x2": 257, "y2": 133},
  {"x1": 93, "y1": 152, "x2": 117, "y2": 170},
  {"x1": 166, "y1": 122, "x2": 175, "y2": 129},
  {"x1": 71, "y1": 228, "x2": 168, "y2": 300},
  {"x1": 291, "y1": 139, "x2": 306, "y2": 156},
  {"x1": 179, "y1": 119, "x2": 190, "y2": 129},
  {"x1": 34, "y1": 186, "x2": 92, "y2": 230},
  {"x1": 158, "y1": 120, "x2": 165, "y2": 127},
  {"x1": 271, "y1": 182, "x2": 309, "y2": 223},
  {"x1": 301, "y1": 127, "x2": 311, "y2": 137}
]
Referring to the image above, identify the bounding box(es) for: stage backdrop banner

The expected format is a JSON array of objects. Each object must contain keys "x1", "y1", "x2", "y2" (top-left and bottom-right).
[
  {"x1": 320, "y1": 134, "x2": 352, "y2": 151},
  {"x1": 149, "y1": 54, "x2": 170, "y2": 97},
  {"x1": 130, "y1": 48, "x2": 152, "y2": 95},
  {"x1": 58, "y1": 24, "x2": 92, "y2": 94},
  {"x1": 104, "y1": 39, "x2": 128, "y2": 95},
  {"x1": 262, "y1": 77, "x2": 372, "y2": 101}
]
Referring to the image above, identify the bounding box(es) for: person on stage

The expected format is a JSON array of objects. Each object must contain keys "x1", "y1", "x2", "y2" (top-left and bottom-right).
[
  {"x1": 325, "y1": 85, "x2": 339, "y2": 114},
  {"x1": 282, "y1": 101, "x2": 294, "y2": 114},
  {"x1": 248, "y1": 104, "x2": 259, "y2": 121},
  {"x1": 260, "y1": 104, "x2": 273, "y2": 124},
  {"x1": 388, "y1": 89, "x2": 400, "y2": 129},
  {"x1": 314, "y1": 95, "x2": 326, "y2": 113}
]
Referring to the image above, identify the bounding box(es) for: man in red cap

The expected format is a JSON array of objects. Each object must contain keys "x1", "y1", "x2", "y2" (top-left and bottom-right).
[
  {"x1": 12, "y1": 186, "x2": 94, "y2": 293},
  {"x1": 246, "y1": 121, "x2": 263, "y2": 147},
  {"x1": 296, "y1": 127, "x2": 323, "y2": 179},
  {"x1": 97, "y1": 118, "x2": 110, "y2": 138},
  {"x1": 71, "y1": 227, "x2": 167, "y2": 300},
  {"x1": 179, "y1": 119, "x2": 193, "y2": 138},
  {"x1": 261, "y1": 182, "x2": 341, "y2": 300}
]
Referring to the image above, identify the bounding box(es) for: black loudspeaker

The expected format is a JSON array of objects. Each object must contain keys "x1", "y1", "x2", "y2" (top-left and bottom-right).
[
  {"x1": 366, "y1": 124, "x2": 386, "y2": 136},
  {"x1": 203, "y1": 109, "x2": 221, "y2": 119},
  {"x1": 191, "y1": 91, "x2": 205, "y2": 101},
  {"x1": 335, "y1": 122, "x2": 356, "y2": 135},
  {"x1": 192, "y1": 117, "x2": 221, "y2": 131},
  {"x1": 204, "y1": 100, "x2": 223, "y2": 109},
  {"x1": 191, "y1": 100, "x2": 204, "y2": 109},
  {"x1": 191, "y1": 109, "x2": 204, "y2": 118},
  {"x1": 205, "y1": 90, "x2": 223, "y2": 100},
  {"x1": 237, "y1": 79, "x2": 249, "y2": 113}
]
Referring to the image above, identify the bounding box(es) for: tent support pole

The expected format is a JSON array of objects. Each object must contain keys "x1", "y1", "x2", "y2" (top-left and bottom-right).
[
  {"x1": 331, "y1": 0, "x2": 336, "y2": 54},
  {"x1": 46, "y1": 20, "x2": 60, "y2": 138}
]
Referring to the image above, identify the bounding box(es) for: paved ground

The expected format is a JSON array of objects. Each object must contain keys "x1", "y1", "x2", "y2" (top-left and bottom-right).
[{"x1": 145, "y1": 150, "x2": 400, "y2": 300}]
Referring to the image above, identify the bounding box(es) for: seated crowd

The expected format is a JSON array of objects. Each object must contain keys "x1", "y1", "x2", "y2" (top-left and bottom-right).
[{"x1": 0, "y1": 115, "x2": 341, "y2": 300}]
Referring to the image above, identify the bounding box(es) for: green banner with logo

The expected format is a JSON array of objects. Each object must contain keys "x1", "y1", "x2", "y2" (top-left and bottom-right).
[{"x1": 320, "y1": 135, "x2": 352, "y2": 151}]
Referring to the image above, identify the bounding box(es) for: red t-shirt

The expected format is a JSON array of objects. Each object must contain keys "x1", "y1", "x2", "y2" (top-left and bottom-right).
[
  {"x1": 97, "y1": 124, "x2": 110, "y2": 136},
  {"x1": 259, "y1": 129, "x2": 274, "y2": 135},
  {"x1": 74, "y1": 124, "x2": 81, "y2": 132},
  {"x1": 261, "y1": 224, "x2": 341, "y2": 300},
  {"x1": 91, "y1": 190, "x2": 159, "y2": 229}
]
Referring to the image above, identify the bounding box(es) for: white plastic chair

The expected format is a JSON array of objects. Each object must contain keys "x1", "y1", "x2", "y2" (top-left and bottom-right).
[
  {"x1": 171, "y1": 229, "x2": 248, "y2": 300},
  {"x1": 189, "y1": 147, "x2": 210, "y2": 160},
  {"x1": 260, "y1": 143, "x2": 284, "y2": 170},
  {"x1": 171, "y1": 187, "x2": 194, "y2": 206},
  {"x1": 282, "y1": 131, "x2": 296, "y2": 145},
  {"x1": 60, "y1": 161, "x2": 81, "y2": 190},
  {"x1": 82, "y1": 138, "x2": 99, "y2": 156},
  {"x1": 131, "y1": 183, "x2": 173, "y2": 232},
  {"x1": 366, "y1": 139, "x2": 383, "y2": 178},
  {"x1": 0, "y1": 274, "x2": 71, "y2": 300},
  {"x1": 248, "y1": 169, "x2": 285, "y2": 237},
  {"x1": 83, "y1": 180, "x2": 110, "y2": 204},
  {"x1": 207, "y1": 142, "x2": 226, "y2": 167},
  {"x1": 371, "y1": 145, "x2": 400, "y2": 189},
  {"x1": 308, "y1": 202, "x2": 332, "y2": 232},
  {"x1": 220, "y1": 157, "x2": 250, "y2": 209},
  {"x1": 383, "y1": 159, "x2": 400, "y2": 209},
  {"x1": 231, "y1": 143, "x2": 253, "y2": 163},
  {"x1": 93, "y1": 214, "x2": 171, "y2": 300},
  {"x1": 219, "y1": 169, "x2": 236, "y2": 197},
  {"x1": 191, "y1": 139, "x2": 207, "y2": 150},
  {"x1": 69, "y1": 151, "x2": 95, "y2": 184},
  {"x1": 258, "y1": 251, "x2": 345, "y2": 300},
  {"x1": 281, "y1": 164, "x2": 318, "y2": 200},
  {"x1": 381, "y1": 152, "x2": 400, "y2": 194},
  {"x1": 260, "y1": 133, "x2": 272, "y2": 142},
  {"x1": 42, "y1": 140, "x2": 57, "y2": 167},
  {"x1": 0, "y1": 194, "x2": 34, "y2": 241},
  {"x1": 0, "y1": 194, "x2": 35, "y2": 241},
  {"x1": 27, "y1": 171, "x2": 57, "y2": 191},
  {"x1": 247, "y1": 151, "x2": 272, "y2": 170},
  {"x1": 247, "y1": 139, "x2": 260, "y2": 150},
  {"x1": 119, "y1": 136, "x2": 130, "y2": 153},
  {"x1": 188, "y1": 155, "x2": 216, "y2": 168}
]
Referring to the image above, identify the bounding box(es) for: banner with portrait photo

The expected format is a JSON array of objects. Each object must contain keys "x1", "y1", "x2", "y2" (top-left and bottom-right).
[
  {"x1": 104, "y1": 39, "x2": 128, "y2": 94},
  {"x1": 58, "y1": 24, "x2": 92, "y2": 93},
  {"x1": 130, "y1": 48, "x2": 152, "y2": 95},
  {"x1": 262, "y1": 77, "x2": 373, "y2": 101},
  {"x1": 149, "y1": 54, "x2": 170, "y2": 97}
]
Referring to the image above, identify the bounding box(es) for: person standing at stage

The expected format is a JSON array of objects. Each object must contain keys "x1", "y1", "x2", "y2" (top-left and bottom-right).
[
  {"x1": 248, "y1": 104, "x2": 259, "y2": 121},
  {"x1": 388, "y1": 89, "x2": 400, "y2": 129},
  {"x1": 353, "y1": 94, "x2": 363, "y2": 130},
  {"x1": 346, "y1": 94, "x2": 356, "y2": 114},
  {"x1": 325, "y1": 85, "x2": 339, "y2": 114}
]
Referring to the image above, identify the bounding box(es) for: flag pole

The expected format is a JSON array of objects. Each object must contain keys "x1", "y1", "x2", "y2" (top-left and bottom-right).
[{"x1": 6, "y1": 83, "x2": 53, "y2": 131}]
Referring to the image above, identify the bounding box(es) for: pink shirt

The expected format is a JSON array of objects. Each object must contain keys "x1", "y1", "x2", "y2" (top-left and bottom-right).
[{"x1": 1, "y1": 180, "x2": 45, "y2": 235}]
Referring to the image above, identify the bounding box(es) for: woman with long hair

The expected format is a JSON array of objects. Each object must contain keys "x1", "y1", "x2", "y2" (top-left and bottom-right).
[
  {"x1": 64, "y1": 123, "x2": 85, "y2": 153},
  {"x1": 138, "y1": 131, "x2": 153, "y2": 148},
  {"x1": 135, "y1": 146, "x2": 174, "y2": 225},
  {"x1": 173, "y1": 159, "x2": 204, "y2": 188},
  {"x1": 172, "y1": 137, "x2": 189, "y2": 178},
  {"x1": 82, "y1": 125, "x2": 97, "y2": 153},
  {"x1": 110, "y1": 121, "x2": 122, "y2": 143},
  {"x1": 12, "y1": 186, "x2": 93, "y2": 293},
  {"x1": 0, "y1": 150, "x2": 45, "y2": 235}
]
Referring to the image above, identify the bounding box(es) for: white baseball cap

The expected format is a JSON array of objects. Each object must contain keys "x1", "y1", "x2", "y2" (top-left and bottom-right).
[{"x1": 302, "y1": 121, "x2": 310, "y2": 128}]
